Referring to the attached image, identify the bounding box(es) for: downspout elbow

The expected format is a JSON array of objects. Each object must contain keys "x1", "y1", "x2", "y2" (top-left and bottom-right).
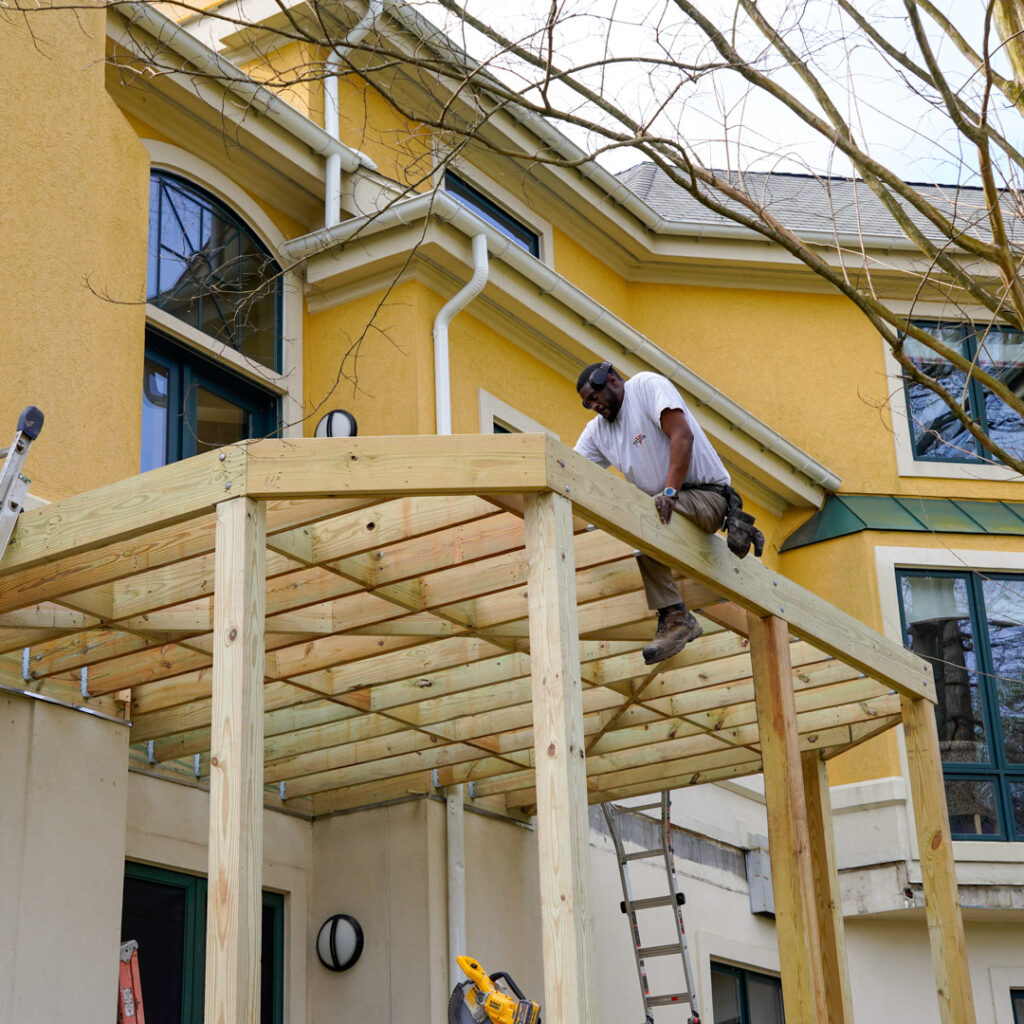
[{"x1": 434, "y1": 233, "x2": 489, "y2": 435}]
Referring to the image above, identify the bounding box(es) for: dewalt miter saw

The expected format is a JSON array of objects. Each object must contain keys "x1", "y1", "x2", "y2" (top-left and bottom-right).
[{"x1": 448, "y1": 955, "x2": 541, "y2": 1024}]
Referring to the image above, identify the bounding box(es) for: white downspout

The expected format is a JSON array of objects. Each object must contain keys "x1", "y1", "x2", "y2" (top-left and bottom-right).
[
  {"x1": 435, "y1": 232, "x2": 488, "y2": 991},
  {"x1": 434, "y1": 233, "x2": 489, "y2": 435},
  {"x1": 324, "y1": 0, "x2": 382, "y2": 226},
  {"x1": 447, "y1": 787, "x2": 467, "y2": 991}
]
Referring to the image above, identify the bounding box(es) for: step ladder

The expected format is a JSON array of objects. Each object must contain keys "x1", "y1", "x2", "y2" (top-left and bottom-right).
[
  {"x1": 117, "y1": 940, "x2": 147, "y2": 1023},
  {"x1": 602, "y1": 792, "x2": 701, "y2": 1024},
  {"x1": 0, "y1": 406, "x2": 44, "y2": 562}
]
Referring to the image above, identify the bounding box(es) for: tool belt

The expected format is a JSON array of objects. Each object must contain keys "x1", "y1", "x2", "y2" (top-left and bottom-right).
[{"x1": 679, "y1": 482, "x2": 765, "y2": 559}]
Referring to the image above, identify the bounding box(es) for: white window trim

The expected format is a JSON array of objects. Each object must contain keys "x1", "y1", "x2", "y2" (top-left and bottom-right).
[
  {"x1": 880, "y1": 329, "x2": 1020, "y2": 482},
  {"x1": 142, "y1": 139, "x2": 303, "y2": 438},
  {"x1": 441, "y1": 158, "x2": 554, "y2": 267},
  {"x1": 875, "y1": 542, "x2": 1024, "y2": 860},
  {"x1": 477, "y1": 389, "x2": 556, "y2": 436},
  {"x1": 990, "y1": 968, "x2": 1024, "y2": 1024}
]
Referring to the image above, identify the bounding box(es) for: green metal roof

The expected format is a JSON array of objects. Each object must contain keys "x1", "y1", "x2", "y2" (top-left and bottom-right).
[{"x1": 779, "y1": 495, "x2": 1024, "y2": 551}]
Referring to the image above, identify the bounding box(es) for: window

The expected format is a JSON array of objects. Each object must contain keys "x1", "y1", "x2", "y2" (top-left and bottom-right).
[
  {"x1": 142, "y1": 331, "x2": 277, "y2": 471},
  {"x1": 897, "y1": 569, "x2": 1024, "y2": 840},
  {"x1": 711, "y1": 962, "x2": 785, "y2": 1024},
  {"x1": 903, "y1": 322, "x2": 1024, "y2": 464},
  {"x1": 1013, "y1": 989, "x2": 1024, "y2": 1024},
  {"x1": 148, "y1": 171, "x2": 282, "y2": 371},
  {"x1": 120, "y1": 862, "x2": 284, "y2": 1024},
  {"x1": 444, "y1": 171, "x2": 540, "y2": 257}
]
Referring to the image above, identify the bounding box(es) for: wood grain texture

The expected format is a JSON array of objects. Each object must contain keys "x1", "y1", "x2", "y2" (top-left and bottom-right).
[
  {"x1": 801, "y1": 750, "x2": 854, "y2": 1024},
  {"x1": 204, "y1": 497, "x2": 266, "y2": 1024},
  {"x1": 902, "y1": 695, "x2": 978, "y2": 1024},
  {"x1": 524, "y1": 491, "x2": 595, "y2": 1024},
  {"x1": 749, "y1": 613, "x2": 829, "y2": 1024}
]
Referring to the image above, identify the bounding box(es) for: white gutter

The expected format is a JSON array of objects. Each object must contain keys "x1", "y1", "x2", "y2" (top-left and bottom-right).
[
  {"x1": 324, "y1": 0, "x2": 383, "y2": 225},
  {"x1": 434, "y1": 233, "x2": 489, "y2": 435},
  {"x1": 281, "y1": 194, "x2": 841, "y2": 492},
  {"x1": 113, "y1": 1, "x2": 376, "y2": 173}
]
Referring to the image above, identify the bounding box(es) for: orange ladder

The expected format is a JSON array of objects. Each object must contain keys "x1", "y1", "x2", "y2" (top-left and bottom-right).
[{"x1": 117, "y1": 941, "x2": 146, "y2": 1024}]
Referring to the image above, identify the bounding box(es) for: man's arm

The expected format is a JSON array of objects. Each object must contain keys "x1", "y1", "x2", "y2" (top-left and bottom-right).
[{"x1": 654, "y1": 407, "x2": 693, "y2": 524}]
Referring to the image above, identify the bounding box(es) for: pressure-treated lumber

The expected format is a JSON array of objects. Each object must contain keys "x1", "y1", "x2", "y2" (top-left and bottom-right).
[
  {"x1": 551, "y1": 437, "x2": 934, "y2": 700},
  {"x1": 204, "y1": 497, "x2": 266, "y2": 1024},
  {"x1": 800, "y1": 750, "x2": 854, "y2": 1024},
  {"x1": 748, "y1": 613, "x2": 829, "y2": 1024},
  {"x1": 523, "y1": 491, "x2": 595, "y2": 1024},
  {"x1": 902, "y1": 695, "x2": 977, "y2": 1024}
]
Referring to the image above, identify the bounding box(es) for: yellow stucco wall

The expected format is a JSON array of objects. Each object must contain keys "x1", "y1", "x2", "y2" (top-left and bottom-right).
[
  {"x1": 305, "y1": 283, "x2": 438, "y2": 435},
  {"x1": 336, "y1": 75, "x2": 435, "y2": 189},
  {"x1": 1, "y1": 9, "x2": 150, "y2": 500},
  {"x1": 241, "y1": 40, "x2": 325, "y2": 123}
]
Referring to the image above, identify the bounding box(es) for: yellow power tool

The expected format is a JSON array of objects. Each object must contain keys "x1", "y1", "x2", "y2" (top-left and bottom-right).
[{"x1": 448, "y1": 955, "x2": 541, "y2": 1024}]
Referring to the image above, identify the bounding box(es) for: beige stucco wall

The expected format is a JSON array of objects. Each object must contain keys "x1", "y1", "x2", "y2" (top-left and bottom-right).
[
  {"x1": 310, "y1": 799, "x2": 449, "y2": 1024},
  {"x1": 0, "y1": 695, "x2": 130, "y2": 1024},
  {"x1": 124, "y1": 771, "x2": 314, "y2": 1023},
  {"x1": 846, "y1": 917, "x2": 1024, "y2": 1024}
]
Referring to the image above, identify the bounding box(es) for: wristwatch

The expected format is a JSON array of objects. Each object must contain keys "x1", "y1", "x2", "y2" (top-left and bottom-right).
[{"x1": 661, "y1": 487, "x2": 678, "y2": 499}]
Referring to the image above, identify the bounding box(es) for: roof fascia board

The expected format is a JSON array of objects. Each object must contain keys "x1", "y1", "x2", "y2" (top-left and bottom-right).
[
  {"x1": 283, "y1": 193, "x2": 837, "y2": 506},
  {"x1": 184, "y1": 0, "x2": 990, "y2": 290},
  {"x1": 106, "y1": 3, "x2": 375, "y2": 173}
]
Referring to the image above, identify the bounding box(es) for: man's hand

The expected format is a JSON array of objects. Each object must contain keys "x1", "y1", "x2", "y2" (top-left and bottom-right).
[{"x1": 654, "y1": 492, "x2": 675, "y2": 524}]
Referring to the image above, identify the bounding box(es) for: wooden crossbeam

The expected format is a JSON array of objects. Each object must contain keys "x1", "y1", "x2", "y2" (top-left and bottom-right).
[{"x1": 548, "y1": 437, "x2": 934, "y2": 700}]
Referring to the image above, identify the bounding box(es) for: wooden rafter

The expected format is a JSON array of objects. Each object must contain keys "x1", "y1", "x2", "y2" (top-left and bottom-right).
[{"x1": 1, "y1": 434, "x2": 933, "y2": 816}]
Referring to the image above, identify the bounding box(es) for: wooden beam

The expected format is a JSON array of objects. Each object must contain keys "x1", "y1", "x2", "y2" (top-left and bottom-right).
[
  {"x1": 243, "y1": 435, "x2": 550, "y2": 498},
  {"x1": 204, "y1": 496, "x2": 266, "y2": 1024},
  {"x1": 1, "y1": 447, "x2": 246, "y2": 574},
  {"x1": 800, "y1": 750, "x2": 854, "y2": 1024},
  {"x1": 748, "y1": 613, "x2": 829, "y2": 1024},
  {"x1": 523, "y1": 490, "x2": 595, "y2": 1024},
  {"x1": 551, "y1": 438, "x2": 935, "y2": 700},
  {"x1": 902, "y1": 695, "x2": 977, "y2": 1024}
]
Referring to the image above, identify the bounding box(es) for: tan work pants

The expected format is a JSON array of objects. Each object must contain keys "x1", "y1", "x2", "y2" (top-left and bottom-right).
[{"x1": 637, "y1": 489, "x2": 728, "y2": 610}]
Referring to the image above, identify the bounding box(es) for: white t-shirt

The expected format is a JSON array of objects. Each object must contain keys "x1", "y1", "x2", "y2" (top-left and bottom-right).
[{"x1": 574, "y1": 372, "x2": 730, "y2": 495}]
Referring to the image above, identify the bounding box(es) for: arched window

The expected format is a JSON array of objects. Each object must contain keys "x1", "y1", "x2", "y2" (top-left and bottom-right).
[
  {"x1": 147, "y1": 170, "x2": 282, "y2": 371},
  {"x1": 143, "y1": 171, "x2": 281, "y2": 471}
]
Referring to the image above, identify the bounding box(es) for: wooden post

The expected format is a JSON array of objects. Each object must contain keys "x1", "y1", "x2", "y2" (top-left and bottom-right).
[
  {"x1": 748, "y1": 613, "x2": 828, "y2": 1024},
  {"x1": 523, "y1": 491, "x2": 595, "y2": 1024},
  {"x1": 205, "y1": 496, "x2": 266, "y2": 1024},
  {"x1": 800, "y1": 750, "x2": 854, "y2": 1024},
  {"x1": 902, "y1": 695, "x2": 977, "y2": 1024}
]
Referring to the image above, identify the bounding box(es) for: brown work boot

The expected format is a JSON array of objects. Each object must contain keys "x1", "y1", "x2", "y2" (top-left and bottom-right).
[{"x1": 642, "y1": 606, "x2": 703, "y2": 665}]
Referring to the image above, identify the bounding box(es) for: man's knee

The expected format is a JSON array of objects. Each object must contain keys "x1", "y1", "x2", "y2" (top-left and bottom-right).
[{"x1": 676, "y1": 491, "x2": 728, "y2": 534}]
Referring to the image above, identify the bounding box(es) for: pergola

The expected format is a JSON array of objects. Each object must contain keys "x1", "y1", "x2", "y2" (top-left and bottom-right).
[{"x1": 0, "y1": 434, "x2": 973, "y2": 1024}]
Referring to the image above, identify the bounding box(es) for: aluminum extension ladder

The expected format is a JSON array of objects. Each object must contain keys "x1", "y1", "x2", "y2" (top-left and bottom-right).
[
  {"x1": 0, "y1": 406, "x2": 44, "y2": 562},
  {"x1": 602, "y1": 792, "x2": 701, "y2": 1024}
]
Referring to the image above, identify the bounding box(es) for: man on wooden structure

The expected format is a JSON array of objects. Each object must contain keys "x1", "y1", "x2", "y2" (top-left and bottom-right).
[{"x1": 575, "y1": 362, "x2": 760, "y2": 663}]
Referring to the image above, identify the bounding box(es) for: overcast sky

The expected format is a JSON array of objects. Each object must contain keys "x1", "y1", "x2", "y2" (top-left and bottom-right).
[{"x1": 416, "y1": 0, "x2": 1014, "y2": 184}]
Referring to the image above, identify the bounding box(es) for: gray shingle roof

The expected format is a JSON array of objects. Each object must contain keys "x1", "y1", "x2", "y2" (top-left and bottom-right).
[{"x1": 615, "y1": 162, "x2": 1016, "y2": 245}]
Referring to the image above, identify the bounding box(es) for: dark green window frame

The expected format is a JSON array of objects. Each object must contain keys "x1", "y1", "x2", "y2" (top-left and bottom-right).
[
  {"x1": 902, "y1": 320, "x2": 1024, "y2": 464},
  {"x1": 142, "y1": 330, "x2": 278, "y2": 471},
  {"x1": 121, "y1": 861, "x2": 284, "y2": 1024},
  {"x1": 710, "y1": 962, "x2": 785, "y2": 1024},
  {"x1": 1012, "y1": 988, "x2": 1024, "y2": 1023},
  {"x1": 444, "y1": 171, "x2": 541, "y2": 257},
  {"x1": 148, "y1": 170, "x2": 283, "y2": 372},
  {"x1": 896, "y1": 568, "x2": 1024, "y2": 841}
]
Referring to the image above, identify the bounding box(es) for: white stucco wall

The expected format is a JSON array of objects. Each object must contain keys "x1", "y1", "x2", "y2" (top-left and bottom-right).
[{"x1": 0, "y1": 695, "x2": 130, "y2": 1024}]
